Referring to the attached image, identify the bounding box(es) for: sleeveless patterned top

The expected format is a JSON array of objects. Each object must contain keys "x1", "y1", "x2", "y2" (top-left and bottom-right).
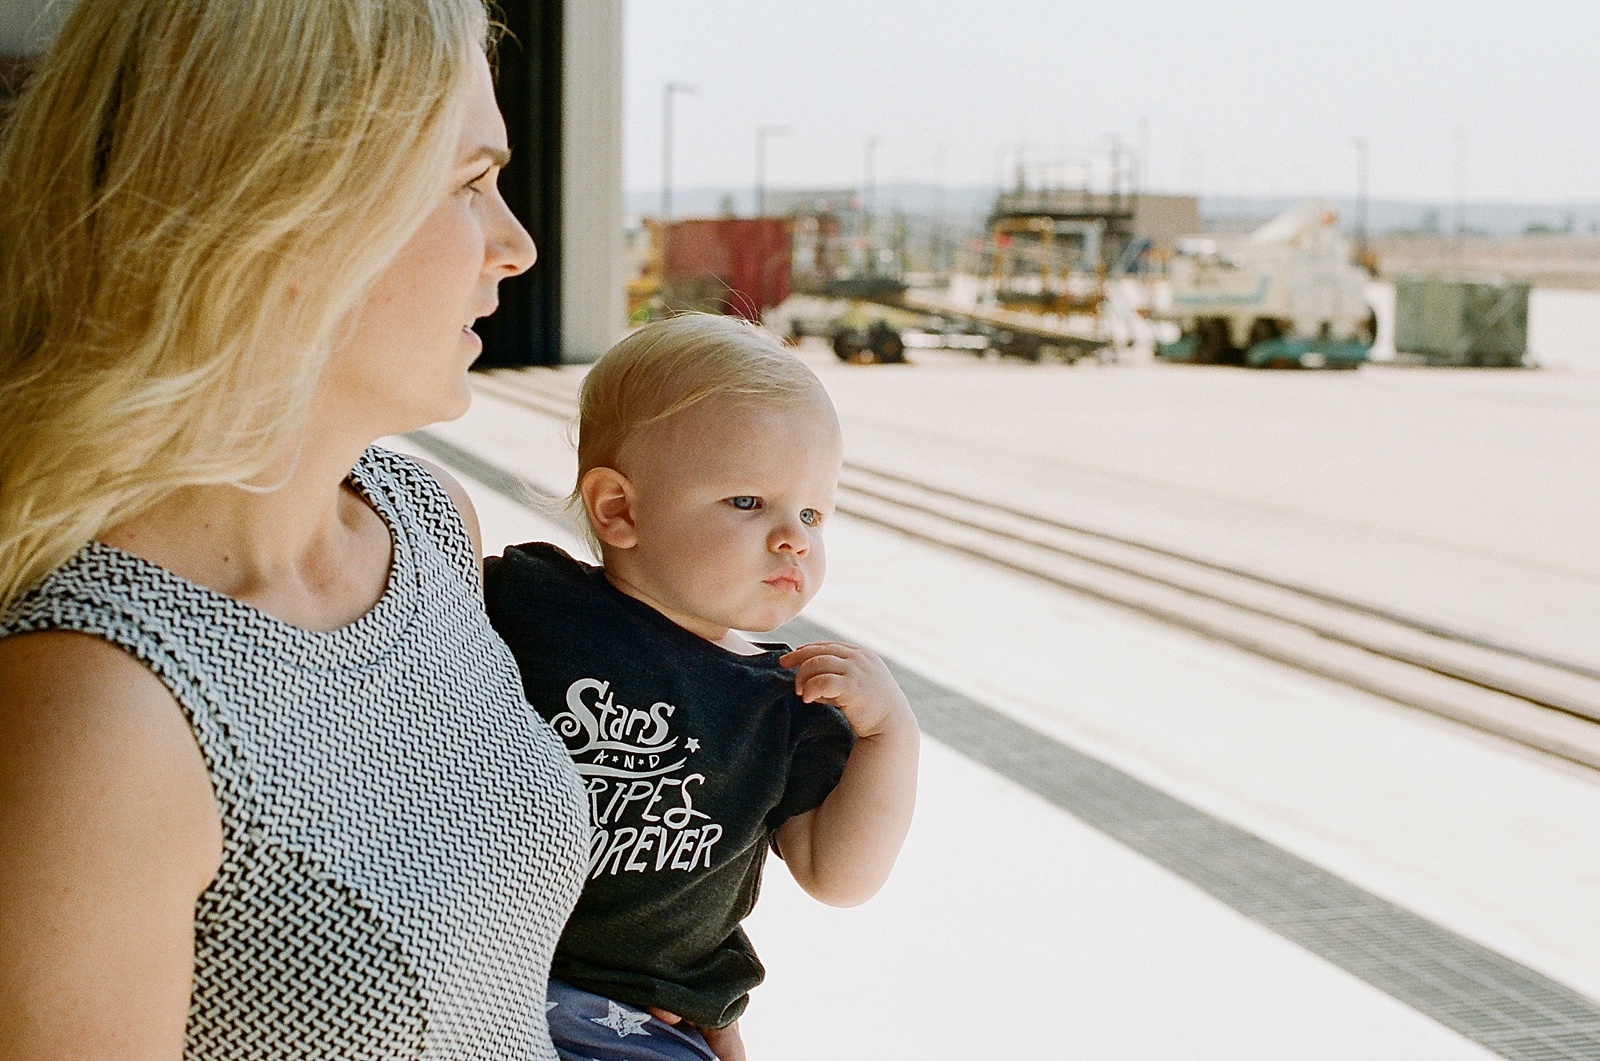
[{"x1": 0, "y1": 447, "x2": 589, "y2": 1060}]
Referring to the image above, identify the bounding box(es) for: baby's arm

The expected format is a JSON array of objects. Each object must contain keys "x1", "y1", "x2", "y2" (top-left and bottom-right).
[{"x1": 774, "y1": 642, "x2": 919, "y2": 908}]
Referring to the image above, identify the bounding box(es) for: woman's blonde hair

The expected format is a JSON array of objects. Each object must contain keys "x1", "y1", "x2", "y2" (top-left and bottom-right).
[{"x1": 0, "y1": 0, "x2": 491, "y2": 613}]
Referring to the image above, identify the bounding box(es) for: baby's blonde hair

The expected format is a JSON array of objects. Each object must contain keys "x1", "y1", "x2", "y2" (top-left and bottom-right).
[
  {"x1": 0, "y1": 0, "x2": 490, "y2": 613},
  {"x1": 571, "y1": 314, "x2": 829, "y2": 543}
]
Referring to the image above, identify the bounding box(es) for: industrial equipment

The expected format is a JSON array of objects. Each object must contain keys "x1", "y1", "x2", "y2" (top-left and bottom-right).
[
  {"x1": 1393, "y1": 275, "x2": 1529, "y2": 367},
  {"x1": 1158, "y1": 201, "x2": 1376, "y2": 369},
  {"x1": 785, "y1": 148, "x2": 1135, "y2": 364},
  {"x1": 628, "y1": 217, "x2": 793, "y2": 324}
]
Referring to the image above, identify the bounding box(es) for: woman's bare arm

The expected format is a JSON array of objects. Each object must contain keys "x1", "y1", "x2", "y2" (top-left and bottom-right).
[{"x1": 0, "y1": 633, "x2": 221, "y2": 1061}]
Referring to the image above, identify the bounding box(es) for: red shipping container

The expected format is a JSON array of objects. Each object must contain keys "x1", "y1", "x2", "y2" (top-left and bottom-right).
[{"x1": 662, "y1": 217, "x2": 792, "y2": 322}]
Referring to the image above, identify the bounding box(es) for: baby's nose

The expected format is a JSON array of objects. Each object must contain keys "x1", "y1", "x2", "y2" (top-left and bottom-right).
[{"x1": 769, "y1": 518, "x2": 810, "y2": 554}]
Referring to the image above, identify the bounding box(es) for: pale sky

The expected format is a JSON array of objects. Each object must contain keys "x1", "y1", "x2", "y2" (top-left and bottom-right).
[{"x1": 625, "y1": 0, "x2": 1600, "y2": 203}]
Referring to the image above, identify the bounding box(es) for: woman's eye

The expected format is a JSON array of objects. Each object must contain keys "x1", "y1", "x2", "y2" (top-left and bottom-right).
[
  {"x1": 800, "y1": 509, "x2": 821, "y2": 526},
  {"x1": 728, "y1": 496, "x2": 760, "y2": 511}
]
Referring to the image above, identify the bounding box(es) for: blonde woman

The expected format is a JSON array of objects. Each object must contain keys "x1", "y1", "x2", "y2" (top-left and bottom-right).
[{"x1": 0, "y1": 1, "x2": 592, "y2": 1058}]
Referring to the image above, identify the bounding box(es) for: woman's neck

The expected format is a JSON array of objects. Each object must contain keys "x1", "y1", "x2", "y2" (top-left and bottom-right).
[{"x1": 101, "y1": 432, "x2": 394, "y2": 632}]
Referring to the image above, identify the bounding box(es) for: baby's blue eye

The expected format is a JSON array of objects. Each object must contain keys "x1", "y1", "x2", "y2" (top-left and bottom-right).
[
  {"x1": 800, "y1": 509, "x2": 821, "y2": 526},
  {"x1": 728, "y1": 496, "x2": 759, "y2": 511}
]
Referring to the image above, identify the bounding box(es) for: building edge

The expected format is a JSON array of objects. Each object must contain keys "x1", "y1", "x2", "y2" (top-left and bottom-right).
[{"x1": 558, "y1": 0, "x2": 625, "y2": 365}]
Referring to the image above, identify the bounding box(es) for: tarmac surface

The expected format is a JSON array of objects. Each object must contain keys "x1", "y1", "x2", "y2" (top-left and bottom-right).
[{"x1": 387, "y1": 346, "x2": 1600, "y2": 1059}]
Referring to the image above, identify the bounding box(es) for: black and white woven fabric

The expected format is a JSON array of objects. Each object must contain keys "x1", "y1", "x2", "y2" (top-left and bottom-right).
[{"x1": 0, "y1": 446, "x2": 590, "y2": 1060}]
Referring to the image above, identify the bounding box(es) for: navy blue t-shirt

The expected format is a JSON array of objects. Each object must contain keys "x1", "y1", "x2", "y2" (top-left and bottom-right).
[{"x1": 484, "y1": 543, "x2": 856, "y2": 1029}]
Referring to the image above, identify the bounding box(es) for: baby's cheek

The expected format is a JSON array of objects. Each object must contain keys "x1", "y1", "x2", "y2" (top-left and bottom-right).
[{"x1": 805, "y1": 544, "x2": 826, "y2": 595}]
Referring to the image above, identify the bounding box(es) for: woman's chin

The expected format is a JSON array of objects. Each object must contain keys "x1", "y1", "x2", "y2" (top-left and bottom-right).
[
  {"x1": 440, "y1": 375, "x2": 475, "y2": 420},
  {"x1": 379, "y1": 380, "x2": 474, "y2": 439}
]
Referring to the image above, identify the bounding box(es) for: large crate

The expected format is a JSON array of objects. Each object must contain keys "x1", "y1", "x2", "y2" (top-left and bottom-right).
[
  {"x1": 661, "y1": 218, "x2": 792, "y2": 322},
  {"x1": 1393, "y1": 274, "x2": 1529, "y2": 367}
]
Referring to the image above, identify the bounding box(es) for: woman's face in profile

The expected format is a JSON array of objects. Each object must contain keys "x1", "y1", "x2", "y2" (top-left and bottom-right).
[{"x1": 323, "y1": 48, "x2": 535, "y2": 439}]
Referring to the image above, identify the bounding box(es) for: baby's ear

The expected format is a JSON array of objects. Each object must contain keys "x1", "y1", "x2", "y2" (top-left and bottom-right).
[{"x1": 580, "y1": 467, "x2": 638, "y2": 550}]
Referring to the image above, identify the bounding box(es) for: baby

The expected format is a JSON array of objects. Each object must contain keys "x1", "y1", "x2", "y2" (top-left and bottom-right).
[{"x1": 484, "y1": 314, "x2": 919, "y2": 1061}]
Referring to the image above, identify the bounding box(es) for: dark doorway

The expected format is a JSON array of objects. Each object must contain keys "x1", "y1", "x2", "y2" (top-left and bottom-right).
[{"x1": 475, "y1": 0, "x2": 563, "y2": 368}]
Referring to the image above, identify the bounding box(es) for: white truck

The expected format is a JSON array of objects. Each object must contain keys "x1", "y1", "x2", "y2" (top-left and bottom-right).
[{"x1": 1158, "y1": 200, "x2": 1376, "y2": 368}]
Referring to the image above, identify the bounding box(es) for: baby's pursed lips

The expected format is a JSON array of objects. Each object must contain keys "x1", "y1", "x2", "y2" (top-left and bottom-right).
[{"x1": 764, "y1": 568, "x2": 805, "y2": 591}]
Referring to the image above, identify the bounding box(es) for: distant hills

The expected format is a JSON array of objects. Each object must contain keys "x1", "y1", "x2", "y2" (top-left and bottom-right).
[
  {"x1": 627, "y1": 185, "x2": 1600, "y2": 238},
  {"x1": 1202, "y1": 196, "x2": 1600, "y2": 237}
]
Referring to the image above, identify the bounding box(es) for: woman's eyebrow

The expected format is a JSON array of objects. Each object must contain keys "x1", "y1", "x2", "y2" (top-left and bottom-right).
[{"x1": 462, "y1": 146, "x2": 512, "y2": 169}]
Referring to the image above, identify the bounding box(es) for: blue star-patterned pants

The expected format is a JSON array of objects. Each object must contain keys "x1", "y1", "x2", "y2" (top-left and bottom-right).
[{"x1": 547, "y1": 980, "x2": 720, "y2": 1061}]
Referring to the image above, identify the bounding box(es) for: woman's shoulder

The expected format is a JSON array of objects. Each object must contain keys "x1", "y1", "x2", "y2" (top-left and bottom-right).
[
  {"x1": 0, "y1": 629, "x2": 222, "y2": 881},
  {"x1": 0, "y1": 629, "x2": 222, "y2": 1052},
  {"x1": 396, "y1": 451, "x2": 484, "y2": 562},
  {"x1": 0, "y1": 630, "x2": 201, "y2": 773},
  {"x1": 0, "y1": 626, "x2": 165, "y2": 693},
  {"x1": 354, "y1": 445, "x2": 482, "y2": 580},
  {"x1": 356, "y1": 444, "x2": 468, "y2": 518}
]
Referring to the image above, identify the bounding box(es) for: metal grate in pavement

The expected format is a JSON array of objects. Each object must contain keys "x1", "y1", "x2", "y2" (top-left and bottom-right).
[{"x1": 782, "y1": 616, "x2": 1600, "y2": 1061}]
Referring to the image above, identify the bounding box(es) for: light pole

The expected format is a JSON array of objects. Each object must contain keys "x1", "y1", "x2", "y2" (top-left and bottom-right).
[
  {"x1": 1137, "y1": 116, "x2": 1151, "y2": 193},
  {"x1": 933, "y1": 143, "x2": 947, "y2": 275},
  {"x1": 863, "y1": 135, "x2": 880, "y2": 272},
  {"x1": 864, "y1": 135, "x2": 881, "y2": 218},
  {"x1": 1353, "y1": 136, "x2": 1369, "y2": 262},
  {"x1": 754, "y1": 125, "x2": 789, "y2": 217},
  {"x1": 661, "y1": 81, "x2": 697, "y2": 220}
]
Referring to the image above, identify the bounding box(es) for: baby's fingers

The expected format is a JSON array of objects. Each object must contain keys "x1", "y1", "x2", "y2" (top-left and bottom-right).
[
  {"x1": 791, "y1": 653, "x2": 848, "y2": 695},
  {"x1": 780, "y1": 641, "x2": 857, "y2": 668},
  {"x1": 797, "y1": 671, "x2": 849, "y2": 704}
]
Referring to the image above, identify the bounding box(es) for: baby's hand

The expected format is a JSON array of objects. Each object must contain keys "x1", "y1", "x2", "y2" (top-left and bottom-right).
[
  {"x1": 780, "y1": 642, "x2": 913, "y2": 740},
  {"x1": 647, "y1": 1009, "x2": 745, "y2": 1061},
  {"x1": 698, "y1": 1020, "x2": 747, "y2": 1061}
]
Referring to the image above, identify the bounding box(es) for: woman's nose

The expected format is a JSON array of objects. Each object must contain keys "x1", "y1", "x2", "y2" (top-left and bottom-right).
[{"x1": 489, "y1": 194, "x2": 537, "y2": 278}]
